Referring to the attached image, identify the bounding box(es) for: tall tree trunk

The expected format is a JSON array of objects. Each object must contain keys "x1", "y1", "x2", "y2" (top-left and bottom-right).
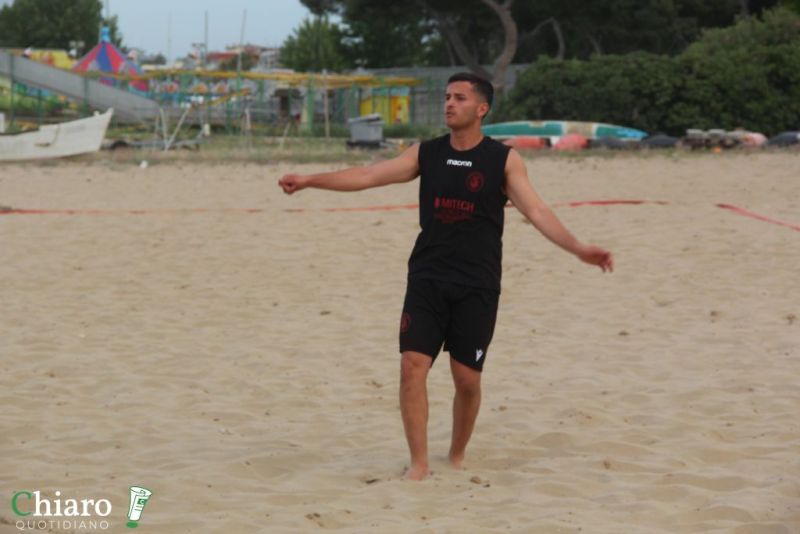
[
  {"x1": 421, "y1": 0, "x2": 518, "y2": 93},
  {"x1": 739, "y1": 0, "x2": 750, "y2": 16},
  {"x1": 479, "y1": 0, "x2": 518, "y2": 94},
  {"x1": 520, "y1": 17, "x2": 565, "y2": 62},
  {"x1": 432, "y1": 10, "x2": 492, "y2": 80},
  {"x1": 444, "y1": 39, "x2": 457, "y2": 66},
  {"x1": 588, "y1": 34, "x2": 603, "y2": 56},
  {"x1": 551, "y1": 18, "x2": 565, "y2": 60}
]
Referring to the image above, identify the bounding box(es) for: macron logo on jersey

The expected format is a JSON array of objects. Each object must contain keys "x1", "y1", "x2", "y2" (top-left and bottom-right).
[{"x1": 446, "y1": 158, "x2": 473, "y2": 167}]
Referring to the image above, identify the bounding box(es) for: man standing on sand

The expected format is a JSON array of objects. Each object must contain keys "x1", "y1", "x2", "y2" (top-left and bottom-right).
[{"x1": 279, "y1": 72, "x2": 614, "y2": 480}]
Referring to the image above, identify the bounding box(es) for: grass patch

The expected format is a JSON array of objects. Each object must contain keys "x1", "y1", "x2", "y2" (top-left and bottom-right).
[{"x1": 86, "y1": 135, "x2": 400, "y2": 166}]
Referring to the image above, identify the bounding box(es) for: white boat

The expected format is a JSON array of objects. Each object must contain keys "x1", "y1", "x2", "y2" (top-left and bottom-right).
[{"x1": 0, "y1": 109, "x2": 113, "y2": 161}]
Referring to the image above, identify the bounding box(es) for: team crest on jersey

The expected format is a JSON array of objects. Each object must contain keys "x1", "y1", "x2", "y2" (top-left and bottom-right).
[
  {"x1": 400, "y1": 312, "x2": 411, "y2": 333},
  {"x1": 466, "y1": 171, "x2": 484, "y2": 193}
]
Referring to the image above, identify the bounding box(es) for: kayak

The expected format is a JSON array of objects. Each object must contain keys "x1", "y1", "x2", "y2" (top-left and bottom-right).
[{"x1": 482, "y1": 120, "x2": 647, "y2": 141}]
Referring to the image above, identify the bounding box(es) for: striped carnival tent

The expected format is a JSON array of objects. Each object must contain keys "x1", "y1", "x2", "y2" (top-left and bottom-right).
[{"x1": 73, "y1": 27, "x2": 147, "y2": 91}]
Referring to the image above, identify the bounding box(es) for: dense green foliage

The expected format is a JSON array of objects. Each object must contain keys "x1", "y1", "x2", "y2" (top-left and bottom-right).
[
  {"x1": 299, "y1": 0, "x2": 757, "y2": 68},
  {"x1": 219, "y1": 53, "x2": 259, "y2": 72},
  {"x1": 0, "y1": 0, "x2": 123, "y2": 50},
  {"x1": 780, "y1": 0, "x2": 800, "y2": 14},
  {"x1": 494, "y1": 8, "x2": 800, "y2": 135},
  {"x1": 279, "y1": 16, "x2": 350, "y2": 72},
  {"x1": 0, "y1": 88, "x2": 66, "y2": 117},
  {"x1": 492, "y1": 53, "x2": 681, "y2": 133}
]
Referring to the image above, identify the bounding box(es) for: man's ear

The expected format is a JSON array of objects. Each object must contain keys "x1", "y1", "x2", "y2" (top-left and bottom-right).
[{"x1": 478, "y1": 102, "x2": 490, "y2": 120}]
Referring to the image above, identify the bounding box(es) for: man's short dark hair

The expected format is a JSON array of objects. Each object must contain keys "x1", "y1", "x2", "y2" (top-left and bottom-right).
[{"x1": 447, "y1": 72, "x2": 494, "y2": 108}]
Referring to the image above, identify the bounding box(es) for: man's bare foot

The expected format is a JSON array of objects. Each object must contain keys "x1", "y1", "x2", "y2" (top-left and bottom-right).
[
  {"x1": 448, "y1": 452, "x2": 465, "y2": 470},
  {"x1": 403, "y1": 463, "x2": 430, "y2": 481}
]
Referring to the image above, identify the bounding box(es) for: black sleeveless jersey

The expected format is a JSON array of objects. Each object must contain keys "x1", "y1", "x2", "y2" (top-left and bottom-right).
[{"x1": 407, "y1": 134, "x2": 511, "y2": 292}]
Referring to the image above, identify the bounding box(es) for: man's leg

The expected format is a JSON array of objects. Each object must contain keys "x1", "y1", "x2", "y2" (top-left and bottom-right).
[
  {"x1": 400, "y1": 350, "x2": 432, "y2": 480},
  {"x1": 448, "y1": 357, "x2": 482, "y2": 469}
]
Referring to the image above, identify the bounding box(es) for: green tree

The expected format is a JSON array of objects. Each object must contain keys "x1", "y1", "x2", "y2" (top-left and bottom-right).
[
  {"x1": 494, "y1": 53, "x2": 682, "y2": 132},
  {"x1": 779, "y1": 0, "x2": 800, "y2": 13},
  {"x1": 219, "y1": 53, "x2": 259, "y2": 72},
  {"x1": 669, "y1": 7, "x2": 800, "y2": 133},
  {"x1": 304, "y1": 0, "x2": 521, "y2": 91},
  {"x1": 495, "y1": 7, "x2": 800, "y2": 136},
  {"x1": 0, "y1": 0, "x2": 105, "y2": 49},
  {"x1": 538, "y1": 0, "x2": 742, "y2": 57},
  {"x1": 303, "y1": 0, "x2": 749, "y2": 92},
  {"x1": 280, "y1": 16, "x2": 350, "y2": 72},
  {"x1": 337, "y1": 5, "x2": 447, "y2": 68}
]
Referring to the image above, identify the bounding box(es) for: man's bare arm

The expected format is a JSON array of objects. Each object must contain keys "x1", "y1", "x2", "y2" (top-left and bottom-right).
[
  {"x1": 279, "y1": 143, "x2": 420, "y2": 194},
  {"x1": 504, "y1": 149, "x2": 614, "y2": 272}
]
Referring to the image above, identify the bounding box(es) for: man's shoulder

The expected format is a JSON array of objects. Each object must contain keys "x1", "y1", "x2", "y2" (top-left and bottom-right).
[
  {"x1": 483, "y1": 135, "x2": 512, "y2": 153},
  {"x1": 421, "y1": 134, "x2": 450, "y2": 149},
  {"x1": 480, "y1": 136, "x2": 512, "y2": 167},
  {"x1": 419, "y1": 134, "x2": 449, "y2": 162}
]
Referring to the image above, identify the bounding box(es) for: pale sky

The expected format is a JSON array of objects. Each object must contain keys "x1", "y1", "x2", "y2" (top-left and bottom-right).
[{"x1": 109, "y1": 0, "x2": 315, "y2": 61}]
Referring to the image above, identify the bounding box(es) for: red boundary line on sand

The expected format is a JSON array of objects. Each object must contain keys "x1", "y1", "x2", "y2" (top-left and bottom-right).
[
  {"x1": 3, "y1": 202, "x2": 797, "y2": 234},
  {"x1": 284, "y1": 199, "x2": 672, "y2": 213},
  {"x1": 284, "y1": 204, "x2": 418, "y2": 213},
  {"x1": 552, "y1": 199, "x2": 671, "y2": 208},
  {"x1": 716, "y1": 203, "x2": 800, "y2": 232},
  {"x1": 0, "y1": 200, "x2": 665, "y2": 217},
  {"x1": 0, "y1": 208, "x2": 265, "y2": 216}
]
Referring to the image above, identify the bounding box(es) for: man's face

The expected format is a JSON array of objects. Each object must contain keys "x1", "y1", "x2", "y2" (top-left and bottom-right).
[{"x1": 445, "y1": 81, "x2": 489, "y2": 129}]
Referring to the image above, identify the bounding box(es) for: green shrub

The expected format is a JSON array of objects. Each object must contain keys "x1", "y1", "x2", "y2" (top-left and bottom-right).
[
  {"x1": 495, "y1": 7, "x2": 800, "y2": 136},
  {"x1": 495, "y1": 53, "x2": 681, "y2": 134},
  {"x1": 383, "y1": 122, "x2": 446, "y2": 139}
]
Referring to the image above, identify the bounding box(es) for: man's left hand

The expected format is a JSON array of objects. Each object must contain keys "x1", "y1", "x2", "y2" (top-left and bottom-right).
[{"x1": 577, "y1": 244, "x2": 614, "y2": 273}]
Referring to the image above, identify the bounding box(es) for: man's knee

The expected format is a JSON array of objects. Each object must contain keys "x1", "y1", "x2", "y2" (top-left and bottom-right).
[
  {"x1": 452, "y1": 369, "x2": 481, "y2": 396},
  {"x1": 400, "y1": 351, "x2": 431, "y2": 385}
]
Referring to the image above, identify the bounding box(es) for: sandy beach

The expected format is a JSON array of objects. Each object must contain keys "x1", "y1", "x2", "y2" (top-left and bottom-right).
[{"x1": 1, "y1": 150, "x2": 799, "y2": 533}]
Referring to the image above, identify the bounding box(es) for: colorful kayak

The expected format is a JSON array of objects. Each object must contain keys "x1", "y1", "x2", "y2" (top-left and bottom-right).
[{"x1": 481, "y1": 121, "x2": 647, "y2": 141}]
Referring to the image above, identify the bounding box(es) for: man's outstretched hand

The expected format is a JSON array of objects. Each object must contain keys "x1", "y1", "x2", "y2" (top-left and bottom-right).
[
  {"x1": 278, "y1": 174, "x2": 307, "y2": 195},
  {"x1": 577, "y1": 244, "x2": 614, "y2": 272}
]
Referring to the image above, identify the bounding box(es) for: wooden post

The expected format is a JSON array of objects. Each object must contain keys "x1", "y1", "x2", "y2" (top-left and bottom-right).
[
  {"x1": 9, "y1": 54, "x2": 15, "y2": 129},
  {"x1": 323, "y1": 70, "x2": 330, "y2": 139}
]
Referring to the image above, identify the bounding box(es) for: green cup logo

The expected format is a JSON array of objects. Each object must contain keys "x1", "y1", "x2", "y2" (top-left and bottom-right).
[{"x1": 125, "y1": 487, "x2": 152, "y2": 528}]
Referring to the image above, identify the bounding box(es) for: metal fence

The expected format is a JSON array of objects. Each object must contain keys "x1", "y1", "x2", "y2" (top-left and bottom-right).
[
  {"x1": 2, "y1": 49, "x2": 532, "y2": 132},
  {"x1": 362, "y1": 64, "x2": 531, "y2": 126}
]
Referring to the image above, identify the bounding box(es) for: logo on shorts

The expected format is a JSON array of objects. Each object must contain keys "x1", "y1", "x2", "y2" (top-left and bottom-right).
[
  {"x1": 475, "y1": 349, "x2": 484, "y2": 361},
  {"x1": 466, "y1": 171, "x2": 484, "y2": 193},
  {"x1": 400, "y1": 312, "x2": 411, "y2": 333}
]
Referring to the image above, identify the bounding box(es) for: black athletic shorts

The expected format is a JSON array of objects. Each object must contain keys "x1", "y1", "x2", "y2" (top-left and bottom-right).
[{"x1": 398, "y1": 278, "x2": 500, "y2": 372}]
